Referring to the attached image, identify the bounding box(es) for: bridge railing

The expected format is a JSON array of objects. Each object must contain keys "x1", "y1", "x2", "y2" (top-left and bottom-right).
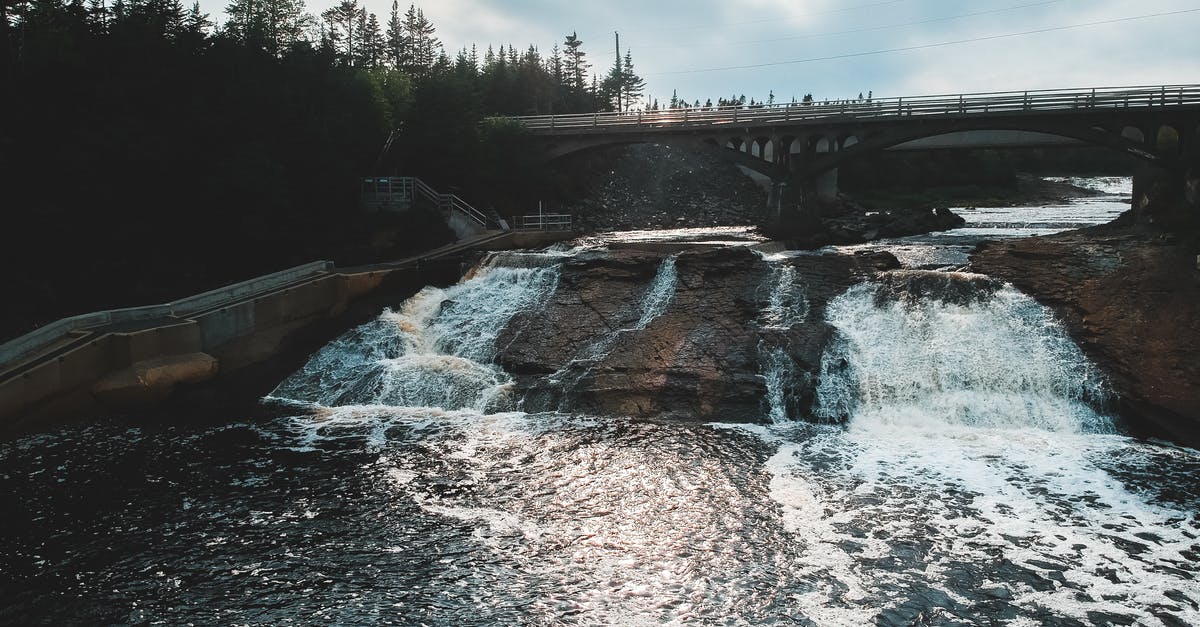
[{"x1": 507, "y1": 84, "x2": 1200, "y2": 133}]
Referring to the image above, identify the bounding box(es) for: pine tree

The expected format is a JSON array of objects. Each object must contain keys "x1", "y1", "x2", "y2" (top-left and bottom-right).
[
  {"x1": 384, "y1": 0, "x2": 404, "y2": 69},
  {"x1": 548, "y1": 44, "x2": 562, "y2": 85},
  {"x1": 401, "y1": 4, "x2": 439, "y2": 76},
  {"x1": 621, "y1": 50, "x2": 644, "y2": 110},
  {"x1": 264, "y1": 0, "x2": 309, "y2": 56},
  {"x1": 562, "y1": 31, "x2": 587, "y2": 92},
  {"x1": 321, "y1": 0, "x2": 362, "y2": 65},
  {"x1": 359, "y1": 11, "x2": 382, "y2": 67}
]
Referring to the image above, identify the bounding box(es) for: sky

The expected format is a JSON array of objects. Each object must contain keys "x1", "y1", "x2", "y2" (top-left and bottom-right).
[{"x1": 200, "y1": 0, "x2": 1200, "y2": 106}]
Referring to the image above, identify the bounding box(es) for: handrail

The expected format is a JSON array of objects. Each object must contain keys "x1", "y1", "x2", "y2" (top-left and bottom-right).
[
  {"x1": 366, "y1": 176, "x2": 493, "y2": 228},
  {"x1": 0, "y1": 260, "x2": 335, "y2": 366},
  {"x1": 501, "y1": 84, "x2": 1200, "y2": 133},
  {"x1": 512, "y1": 214, "x2": 573, "y2": 231}
]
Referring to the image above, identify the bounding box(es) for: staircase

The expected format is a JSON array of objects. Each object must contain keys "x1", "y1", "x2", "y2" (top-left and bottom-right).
[{"x1": 362, "y1": 176, "x2": 507, "y2": 238}]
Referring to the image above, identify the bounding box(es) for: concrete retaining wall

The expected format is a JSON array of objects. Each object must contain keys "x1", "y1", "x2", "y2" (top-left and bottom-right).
[
  {"x1": 0, "y1": 268, "x2": 419, "y2": 436},
  {"x1": 0, "y1": 230, "x2": 577, "y2": 437}
]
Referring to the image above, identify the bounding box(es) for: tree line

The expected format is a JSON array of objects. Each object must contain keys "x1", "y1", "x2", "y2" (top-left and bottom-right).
[{"x1": 0, "y1": 0, "x2": 654, "y2": 339}]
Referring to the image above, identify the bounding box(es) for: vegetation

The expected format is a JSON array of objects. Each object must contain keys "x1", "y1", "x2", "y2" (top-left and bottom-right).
[{"x1": 0, "y1": 0, "x2": 652, "y2": 340}]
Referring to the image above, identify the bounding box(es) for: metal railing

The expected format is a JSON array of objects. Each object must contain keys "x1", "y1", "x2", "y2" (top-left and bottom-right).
[
  {"x1": 512, "y1": 214, "x2": 573, "y2": 231},
  {"x1": 362, "y1": 176, "x2": 414, "y2": 211},
  {"x1": 373, "y1": 176, "x2": 492, "y2": 227},
  {"x1": 506, "y1": 84, "x2": 1200, "y2": 133},
  {"x1": 410, "y1": 174, "x2": 489, "y2": 225},
  {"x1": 0, "y1": 260, "x2": 334, "y2": 367}
]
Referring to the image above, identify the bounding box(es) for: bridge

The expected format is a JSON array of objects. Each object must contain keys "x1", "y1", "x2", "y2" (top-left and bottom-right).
[{"x1": 505, "y1": 84, "x2": 1200, "y2": 213}]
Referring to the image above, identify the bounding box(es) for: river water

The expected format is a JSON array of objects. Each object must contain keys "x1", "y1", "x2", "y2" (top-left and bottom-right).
[{"x1": 3, "y1": 177, "x2": 1199, "y2": 626}]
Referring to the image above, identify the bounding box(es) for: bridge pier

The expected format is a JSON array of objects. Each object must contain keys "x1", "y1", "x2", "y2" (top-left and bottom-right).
[{"x1": 814, "y1": 168, "x2": 839, "y2": 203}]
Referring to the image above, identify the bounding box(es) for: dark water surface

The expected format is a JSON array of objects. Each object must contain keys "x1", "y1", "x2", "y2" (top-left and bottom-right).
[
  {"x1": 2, "y1": 412, "x2": 1198, "y2": 625},
  {"x1": 4, "y1": 177, "x2": 1199, "y2": 625}
]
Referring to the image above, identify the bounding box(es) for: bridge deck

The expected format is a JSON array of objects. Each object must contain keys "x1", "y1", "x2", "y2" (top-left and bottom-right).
[{"x1": 507, "y1": 84, "x2": 1200, "y2": 134}]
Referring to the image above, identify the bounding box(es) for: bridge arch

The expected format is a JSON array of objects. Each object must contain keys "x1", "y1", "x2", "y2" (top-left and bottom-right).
[
  {"x1": 1157, "y1": 125, "x2": 1180, "y2": 153},
  {"x1": 841, "y1": 135, "x2": 859, "y2": 150},
  {"x1": 814, "y1": 136, "x2": 832, "y2": 154},
  {"x1": 537, "y1": 135, "x2": 785, "y2": 181},
  {"x1": 803, "y1": 120, "x2": 1176, "y2": 177}
]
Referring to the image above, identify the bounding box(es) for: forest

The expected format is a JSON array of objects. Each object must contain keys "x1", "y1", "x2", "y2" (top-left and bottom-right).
[{"x1": 0, "y1": 0, "x2": 651, "y2": 340}]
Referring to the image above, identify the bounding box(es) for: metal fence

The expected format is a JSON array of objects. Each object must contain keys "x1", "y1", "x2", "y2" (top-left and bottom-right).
[
  {"x1": 505, "y1": 84, "x2": 1200, "y2": 133},
  {"x1": 512, "y1": 214, "x2": 573, "y2": 231},
  {"x1": 364, "y1": 176, "x2": 492, "y2": 227}
]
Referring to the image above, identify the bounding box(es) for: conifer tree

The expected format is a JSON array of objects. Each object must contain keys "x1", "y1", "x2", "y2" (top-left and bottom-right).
[
  {"x1": 384, "y1": 0, "x2": 404, "y2": 68},
  {"x1": 621, "y1": 50, "x2": 644, "y2": 110},
  {"x1": 562, "y1": 31, "x2": 586, "y2": 92}
]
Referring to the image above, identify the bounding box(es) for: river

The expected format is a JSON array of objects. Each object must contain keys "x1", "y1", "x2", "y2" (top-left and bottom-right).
[{"x1": 2, "y1": 177, "x2": 1198, "y2": 625}]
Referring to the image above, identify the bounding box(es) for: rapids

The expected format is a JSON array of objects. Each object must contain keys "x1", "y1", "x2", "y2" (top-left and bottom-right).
[{"x1": 2, "y1": 176, "x2": 1198, "y2": 625}]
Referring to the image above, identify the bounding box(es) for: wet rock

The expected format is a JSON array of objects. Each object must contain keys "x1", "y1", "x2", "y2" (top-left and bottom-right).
[
  {"x1": 496, "y1": 247, "x2": 897, "y2": 422},
  {"x1": 971, "y1": 222, "x2": 1200, "y2": 448},
  {"x1": 873, "y1": 270, "x2": 1004, "y2": 307}
]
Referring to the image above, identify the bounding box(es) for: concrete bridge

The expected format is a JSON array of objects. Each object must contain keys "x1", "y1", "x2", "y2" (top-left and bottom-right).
[{"x1": 506, "y1": 84, "x2": 1200, "y2": 211}]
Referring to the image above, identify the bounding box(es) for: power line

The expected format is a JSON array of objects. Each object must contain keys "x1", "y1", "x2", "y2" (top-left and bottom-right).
[
  {"x1": 637, "y1": 0, "x2": 1065, "y2": 51},
  {"x1": 648, "y1": 7, "x2": 1200, "y2": 76},
  {"x1": 579, "y1": 0, "x2": 908, "y2": 40},
  {"x1": 657, "y1": 0, "x2": 909, "y2": 31}
]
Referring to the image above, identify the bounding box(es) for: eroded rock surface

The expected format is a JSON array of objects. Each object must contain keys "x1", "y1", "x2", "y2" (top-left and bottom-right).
[{"x1": 497, "y1": 247, "x2": 897, "y2": 422}]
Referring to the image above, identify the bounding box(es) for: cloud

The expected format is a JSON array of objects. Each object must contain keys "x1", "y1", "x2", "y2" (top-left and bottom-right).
[{"x1": 195, "y1": 0, "x2": 1200, "y2": 103}]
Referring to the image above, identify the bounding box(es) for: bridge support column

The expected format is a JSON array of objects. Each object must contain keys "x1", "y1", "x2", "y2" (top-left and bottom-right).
[
  {"x1": 814, "y1": 168, "x2": 839, "y2": 203},
  {"x1": 767, "y1": 182, "x2": 787, "y2": 221},
  {"x1": 765, "y1": 180, "x2": 821, "y2": 238}
]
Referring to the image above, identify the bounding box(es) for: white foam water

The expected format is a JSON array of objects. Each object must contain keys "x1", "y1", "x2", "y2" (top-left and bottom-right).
[
  {"x1": 814, "y1": 276, "x2": 1111, "y2": 433},
  {"x1": 760, "y1": 263, "x2": 809, "y2": 330},
  {"x1": 742, "y1": 276, "x2": 1200, "y2": 625},
  {"x1": 270, "y1": 255, "x2": 561, "y2": 412},
  {"x1": 634, "y1": 256, "x2": 678, "y2": 330},
  {"x1": 760, "y1": 345, "x2": 796, "y2": 424},
  {"x1": 758, "y1": 262, "x2": 810, "y2": 423}
]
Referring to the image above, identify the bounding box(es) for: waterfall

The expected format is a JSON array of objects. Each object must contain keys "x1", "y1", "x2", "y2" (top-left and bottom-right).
[
  {"x1": 760, "y1": 263, "x2": 809, "y2": 330},
  {"x1": 634, "y1": 255, "x2": 679, "y2": 331},
  {"x1": 760, "y1": 345, "x2": 797, "y2": 424},
  {"x1": 270, "y1": 255, "x2": 561, "y2": 412},
  {"x1": 758, "y1": 262, "x2": 809, "y2": 423},
  {"x1": 814, "y1": 272, "x2": 1112, "y2": 434},
  {"x1": 540, "y1": 256, "x2": 679, "y2": 409}
]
